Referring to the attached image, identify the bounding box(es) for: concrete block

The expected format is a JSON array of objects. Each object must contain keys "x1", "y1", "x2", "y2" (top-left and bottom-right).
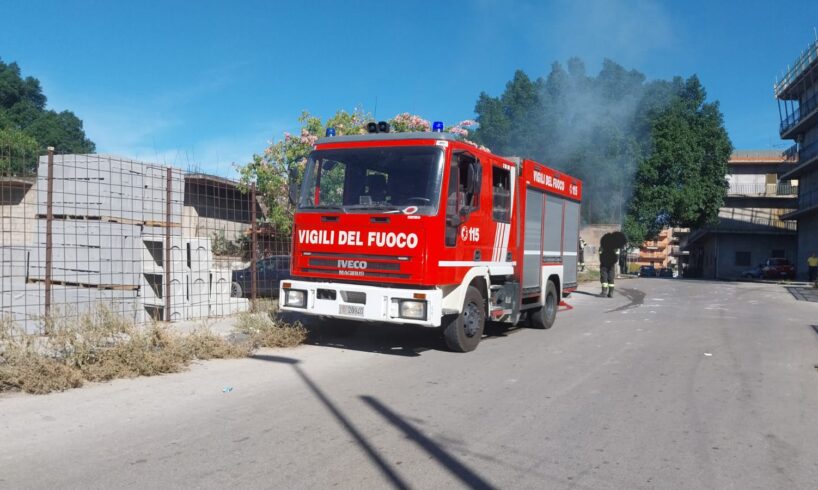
[
  {"x1": 36, "y1": 221, "x2": 142, "y2": 248},
  {"x1": 0, "y1": 246, "x2": 29, "y2": 280}
]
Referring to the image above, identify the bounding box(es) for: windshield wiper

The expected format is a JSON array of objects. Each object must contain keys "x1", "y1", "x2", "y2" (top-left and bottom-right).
[
  {"x1": 299, "y1": 204, "x2": 346, "y2": 212},
  {"x1": 345, "y1": 203, "x2": 402, "y2": 213}
]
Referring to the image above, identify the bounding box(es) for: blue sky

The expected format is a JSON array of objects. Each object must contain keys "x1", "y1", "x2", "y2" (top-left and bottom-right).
[{"x1": 1, "y1": 0, "x2": 817, "y2": 176}]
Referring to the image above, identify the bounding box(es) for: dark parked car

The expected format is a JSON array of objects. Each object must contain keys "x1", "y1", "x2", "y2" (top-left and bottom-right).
[
  {"x1": 741, "y1": 264, "x2": 764, "y2": 279},
  {"x1": 231, "y1": 255, "x2": 291, "y2": 298},
  {"x1": 760, "y1": 258, "x2": 795, "y2": 279},
  {"x1": 658, "y1": 267, "x2": 674, "y2": 278},
  {"x1": 639, "y1": 265, "x2": 656, "y2": 277}
]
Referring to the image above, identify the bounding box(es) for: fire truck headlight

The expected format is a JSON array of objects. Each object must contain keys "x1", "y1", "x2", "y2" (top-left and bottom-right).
[
  {"x1": 398, "y1": 300, "x2": 426, "y2": 320},
  {"x1": 284, "y1": 289, "x2": 306, "y2": 308}
]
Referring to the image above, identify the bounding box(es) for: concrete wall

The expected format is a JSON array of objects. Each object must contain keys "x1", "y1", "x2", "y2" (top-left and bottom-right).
[{"x1": 692, "y1": 233, "x2": 797, "y2": 279}]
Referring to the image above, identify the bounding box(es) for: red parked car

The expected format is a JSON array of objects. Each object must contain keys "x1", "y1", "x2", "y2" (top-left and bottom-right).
[{"x1": 761, "y1": 258, "x2": 795, "y2": 279}]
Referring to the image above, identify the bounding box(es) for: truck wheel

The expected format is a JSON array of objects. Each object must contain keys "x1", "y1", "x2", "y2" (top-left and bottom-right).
[
  {"x1": 231, "y1": 281, "x2": 243, "y2": 298},
  {"x1": 529, "y1": 280, "x2": 557, "y2": 330},
  {"x1": 443, "y1": 286, "x2": 485, "y2": 352}
]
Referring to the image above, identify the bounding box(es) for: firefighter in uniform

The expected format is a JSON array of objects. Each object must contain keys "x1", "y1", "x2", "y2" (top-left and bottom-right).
[
  {"x1": 578, "y1": 237, "x2": 587, "y2": 271},
  {"x1": 599, "y1": 246, "x2": 619, "y2": 298}
]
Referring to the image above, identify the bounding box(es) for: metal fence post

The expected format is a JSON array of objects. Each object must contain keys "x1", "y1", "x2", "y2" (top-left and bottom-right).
[
  {"x1": 250, "y1": 183, "x2": 258, "y2": 305},
  {"x1": 44, "y1": 147, "x2": 54, "y2": 319},
  {"x1": 165, "y1": 167, "x2": 172, "y2": 321}
]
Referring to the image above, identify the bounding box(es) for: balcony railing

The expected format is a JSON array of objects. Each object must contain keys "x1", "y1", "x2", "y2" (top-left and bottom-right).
[
  {"x1": 798, "y1": 138, "x2": 818, "y2": 165},
  {"x1": 780, "y1": 89, "x2": 818, "y2": 134},
  {"x1": 783, "y1": 143, "x2": 800, "y2": 161},
  {"x1": 727, "y1": 183, "x2": 798, "y2": 197},
  {"x1": 775, "y1": 38, "x2": 818, "y2": 97}
]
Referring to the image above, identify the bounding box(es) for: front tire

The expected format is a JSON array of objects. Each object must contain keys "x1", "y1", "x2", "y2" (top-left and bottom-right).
[
  {"x1": 231, "y1": 281, "x2": 243, "y2": 298},
  {"x1": 529, "y1": 280, "x2": 557, "y2": 329},
  {"x1": 443, "y1": 286, "x2": 485, "y2": 352}
]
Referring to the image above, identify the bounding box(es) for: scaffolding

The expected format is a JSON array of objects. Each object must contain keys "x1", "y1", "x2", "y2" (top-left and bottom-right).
[{"x1": 775, "y1": 37, "x2": 818, "y2": 137}]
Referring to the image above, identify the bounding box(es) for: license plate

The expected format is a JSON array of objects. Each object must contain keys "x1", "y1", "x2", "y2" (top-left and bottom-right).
[{"x1": 339, "y1": 304, "x2": 364, "y2": 317}]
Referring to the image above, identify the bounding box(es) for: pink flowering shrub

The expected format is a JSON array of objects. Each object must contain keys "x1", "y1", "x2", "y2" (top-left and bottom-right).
[
  {"x1": 389, "y1": 113, "x2": 431, "y2": 132},
  {"x1": 237, "y1": 109, "x2": 484, "y2": 232}
]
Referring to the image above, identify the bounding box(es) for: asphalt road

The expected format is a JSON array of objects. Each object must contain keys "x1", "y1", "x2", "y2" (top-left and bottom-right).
[{"x1": 2, "y1": 278, "x2": 818, "y2": 489}]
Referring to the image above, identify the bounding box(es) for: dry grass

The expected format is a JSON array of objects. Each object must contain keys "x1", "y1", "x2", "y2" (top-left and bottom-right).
[
  {"x1": 235, "y1": 310, "x2": 307, "y2": 348},
  {"x1": 0, "y1": 304, "x2": 304, "y2": 395}
]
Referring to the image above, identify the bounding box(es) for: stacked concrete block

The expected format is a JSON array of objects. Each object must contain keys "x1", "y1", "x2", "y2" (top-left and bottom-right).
[
  {"x1": 36, "y1": 155, "x2": 183, "y2": 224},
  {"x1": 2, "y1": 154, "x2": 252, "y2": 329},
  {"x1": 0, "y1": 283, "x2": 145, "y2": 333},
  {"x1": 29, "y1": 221, "x2": 143, "y2": 287},
  {"x1": 185, "y1": 238, "x2": 212, "y2": 320},
  {"x1": 0, "y1": 246, "x2": 29, "y2": 282},
  {"x1": 139, "y1": 235, "x2": 186, "y2": 321}
]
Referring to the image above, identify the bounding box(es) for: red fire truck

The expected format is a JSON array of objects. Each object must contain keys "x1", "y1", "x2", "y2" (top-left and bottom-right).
[{"x1": 280, "y1": 124, "x2": 582, "y2": 352}]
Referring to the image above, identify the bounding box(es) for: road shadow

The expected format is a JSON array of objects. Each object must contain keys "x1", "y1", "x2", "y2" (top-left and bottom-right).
[
  {"x1": 279, "y1": 312, "x2": 527, "y2": 357},
  {"x1": 250, "y1": 354, "x2": 411, "y2": 489},
  {"x1": 785, "y1": 286, "x2": 818, "y2": 303},
  {"x1": 361, "y1": 395, "x2": 497, "y2": 490},
  {"x1": 251, "y1": 355, "x2": 498, "y2": 489},
  {"x1": 605, "y1": 287, "x2": 646, "y2": 313}
]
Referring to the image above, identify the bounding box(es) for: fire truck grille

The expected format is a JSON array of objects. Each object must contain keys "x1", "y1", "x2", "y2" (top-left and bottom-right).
[
  {"x1": 300, "y1": 252, "x2": 412, "y2": 279},
  {"x1": 308, "y1": 258, "x2": 401, "y2": 271},
  {"x1": 302, "y1": 268, "x2": 410, "y2": 279}
]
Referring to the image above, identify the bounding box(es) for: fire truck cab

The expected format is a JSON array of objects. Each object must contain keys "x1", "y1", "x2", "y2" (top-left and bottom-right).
[{"x1": 280, "y1": 129, "x2": 582, "y2": 352}]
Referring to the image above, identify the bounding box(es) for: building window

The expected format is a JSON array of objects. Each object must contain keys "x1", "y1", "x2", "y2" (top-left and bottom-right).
[
  {"x1": 735, "y1": 251, "x2": 751, "y2": 267},
  {"x1": 771, "y1": 249, "x2": 785, "y2": 258}
]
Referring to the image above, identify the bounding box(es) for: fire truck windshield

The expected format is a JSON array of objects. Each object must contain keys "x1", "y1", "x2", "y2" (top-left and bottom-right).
[{"x1": 298, "y1": 146, "x2": 445, "y2": 215}]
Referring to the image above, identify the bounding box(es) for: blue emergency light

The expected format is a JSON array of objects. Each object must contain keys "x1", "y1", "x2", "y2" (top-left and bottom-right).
[
  {"x1": 325, "y1": 128, "x2": 336, "y2": 137},
  {"x1": 432, "y1": 121, "x2": 444, "y2": 132}
]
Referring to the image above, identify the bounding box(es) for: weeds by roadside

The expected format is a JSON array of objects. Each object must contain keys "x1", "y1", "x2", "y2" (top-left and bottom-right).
[
  {"x1": 235, "y1": 309, "x2": 307, "y2": 348},
  {"x1": 0, "y1": 304, "x2": 304, "y2": 395}
]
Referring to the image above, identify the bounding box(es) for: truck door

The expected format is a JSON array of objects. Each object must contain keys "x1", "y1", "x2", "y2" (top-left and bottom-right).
[{"x1": 444, "y1": 151, "x2": 483, "y2": 259}]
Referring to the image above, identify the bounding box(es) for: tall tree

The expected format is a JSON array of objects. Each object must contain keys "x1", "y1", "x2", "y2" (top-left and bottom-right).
[
  {"x1": 472, "y1": 59, "x2": 731, "y2": 236},
  {"x1": 623, "y1": 76, "x2": 731, "y2": 243},
  {"x1": 473, "y1": 59, "x2": 655, "y2": 224},
  {"x1": 0, "y1": 58, "x2": 94, "y2": 175}
]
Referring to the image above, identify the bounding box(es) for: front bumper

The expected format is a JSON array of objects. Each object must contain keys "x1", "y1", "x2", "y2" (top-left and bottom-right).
[{"x1": 280, "y1": 280, "x2": 443, "y2": 327}]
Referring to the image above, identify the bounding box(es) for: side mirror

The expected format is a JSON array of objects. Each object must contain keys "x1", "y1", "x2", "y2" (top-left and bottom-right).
[{"x1": 288, "y1": 167, "x2": 300, "y2": 206}]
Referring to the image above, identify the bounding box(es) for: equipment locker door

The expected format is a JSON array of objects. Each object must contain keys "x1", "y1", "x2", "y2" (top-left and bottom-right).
[
  {"x1": 562, "y1": 200, "x2": 581, "y2": 286},
  {"x1": 542, "y1": 195, "x2": 563, "y2": 262},
  {"x1": 522, "y1": 188, "x2": 544, "y2": 288}
]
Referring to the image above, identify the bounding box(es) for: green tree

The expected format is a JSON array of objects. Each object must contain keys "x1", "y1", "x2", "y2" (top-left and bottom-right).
[
  {"x1": 624, "y1": 76, "x2": 732, "y2": 243},
  {"x1": 472, "y1": 59, "x2": 731, "y2": 236},
  {"x1": 0, "y1": 127, "x2": 38, "y2": 176},
  {"x1": 0, "y1": 58, "x2": 95, "y2": 175}
]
